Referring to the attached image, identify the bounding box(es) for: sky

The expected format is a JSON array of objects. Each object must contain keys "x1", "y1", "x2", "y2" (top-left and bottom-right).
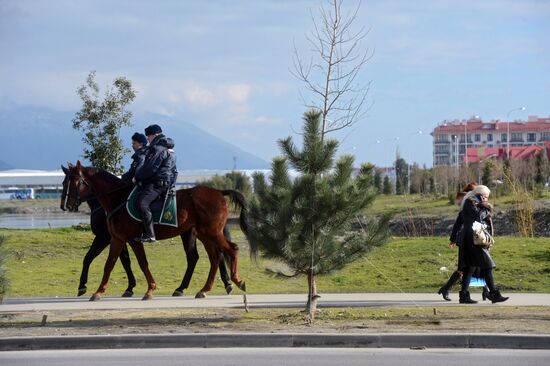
[{"x1": 1, "y1": 0, "x2": 549, "y2": 167}]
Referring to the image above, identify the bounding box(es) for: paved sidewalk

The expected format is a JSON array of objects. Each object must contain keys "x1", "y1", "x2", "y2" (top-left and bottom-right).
[{"x1": 1, "y1": 293, "x2": 548, "y2": 312}]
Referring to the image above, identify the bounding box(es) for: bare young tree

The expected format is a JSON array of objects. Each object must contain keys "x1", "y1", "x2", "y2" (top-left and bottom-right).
[{"x1": 292, "y1": 0, "x2": 373, "y2": 139}]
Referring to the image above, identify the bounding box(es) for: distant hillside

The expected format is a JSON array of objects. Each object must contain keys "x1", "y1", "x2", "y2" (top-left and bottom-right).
[
  {"x1": 0, "y1": 160, "x2": 13, "y2": 171},
  {"x1": 0, "y1": 107, "x2": 268, "y2": 170}
]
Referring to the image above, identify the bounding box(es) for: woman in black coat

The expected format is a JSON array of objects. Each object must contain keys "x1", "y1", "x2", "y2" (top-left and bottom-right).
[
  {"x1": 438, "y1": 185, "x2": 489, "y2": 302},
  {"x1": 458, "y1": 185, "x2": 509, "y2": 304}
]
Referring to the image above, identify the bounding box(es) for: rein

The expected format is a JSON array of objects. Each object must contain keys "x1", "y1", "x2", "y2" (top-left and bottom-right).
[
  {"x1": 62, "y1": 172, "x2": 131, "y2": 209},
  {"x1": 106, "y1": 200, "x2": 130, "y2": 225}
]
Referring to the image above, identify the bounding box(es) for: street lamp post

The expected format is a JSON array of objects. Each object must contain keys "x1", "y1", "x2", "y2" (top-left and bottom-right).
[
  {"x1": 464, "y1": 122, "x2": 468, "y2": 166},
  {"x1": 465, "y1": 115, "x2": 480, "y2": 167},
  {"x1": 506, "y1": 107, "x2": 526, "y2": 160}
]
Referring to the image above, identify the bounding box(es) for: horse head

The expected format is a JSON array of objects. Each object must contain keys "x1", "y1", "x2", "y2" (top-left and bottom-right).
[{"x1": 61, "y1": 161, "x2": 94, "y2": 212}]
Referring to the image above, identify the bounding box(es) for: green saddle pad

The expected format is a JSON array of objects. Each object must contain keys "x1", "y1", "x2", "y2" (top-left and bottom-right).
[{"x1": 126, "y1": 186, "x2": 178, "y2": 227}]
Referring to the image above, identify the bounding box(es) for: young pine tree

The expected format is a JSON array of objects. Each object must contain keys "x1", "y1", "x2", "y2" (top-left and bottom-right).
[
  {"x1": 395, "y1": 158, "x2": 408, "y2": 195},
  {"x1": 534, "y1": 152, "x2": 548, "y2": 195},
  {"x1": 248, "y1": 111, "x2": 390, "y2": 315},
  {"x1": 383, "y1": 175, "x2": 393, "y2": 195},
  {"x1": 374, "y1": 170, "x2": 382, "y2": 193}
]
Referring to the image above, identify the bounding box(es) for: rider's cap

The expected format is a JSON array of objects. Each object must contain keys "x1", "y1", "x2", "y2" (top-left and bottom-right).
[{"x1": 144, "y1": 124, "x2": 162, "y2": 136}]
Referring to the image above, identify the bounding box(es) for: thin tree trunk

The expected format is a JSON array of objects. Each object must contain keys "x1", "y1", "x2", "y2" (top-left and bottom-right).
[{"x1": 306, "y1": 269, "x2": 320, "y2": 323}]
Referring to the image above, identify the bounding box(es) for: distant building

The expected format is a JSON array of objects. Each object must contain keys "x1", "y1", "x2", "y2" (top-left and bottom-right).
[
  {"x1": 0, "y1": 169, "x2": 272, "y2": 200},
  {"x1": 465, "y1": 144, "x2": 550, "y2": 163},
  {"x1": 431, "y1": 116, "x2": 550, "y2": 166},
  {"x1": 0, "y1": 170, "x2": 64, "y2": 199}
]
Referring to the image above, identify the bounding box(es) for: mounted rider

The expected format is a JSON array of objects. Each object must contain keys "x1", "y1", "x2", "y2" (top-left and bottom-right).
[
  {"x1": 133, "y1": 124, "x2": 177, "y2": 243},
  {"x1": 121, "y1": 132, "x2": 148, "y2": 184}
]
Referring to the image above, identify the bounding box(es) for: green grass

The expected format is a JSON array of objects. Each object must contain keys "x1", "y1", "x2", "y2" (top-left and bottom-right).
[
  {"x1": 3, "y1": 190, "x2": 550, "y2": 217},
  {"x1": 1, "y1": 227, "x2": 549, "y2": 298},
  {"x1": 368, "y1": 192, "x2": 550, "y2": 217}
]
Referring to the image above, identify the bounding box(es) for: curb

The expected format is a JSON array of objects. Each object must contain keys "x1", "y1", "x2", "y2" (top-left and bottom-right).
[{"x1": 1, "y1": 333, "x2": 549, "y2": 351}]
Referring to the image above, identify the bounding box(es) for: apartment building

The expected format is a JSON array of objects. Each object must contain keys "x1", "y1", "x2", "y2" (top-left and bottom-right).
[{"x1": 431, "y1": 116, "x2": 550, "y2": 166}]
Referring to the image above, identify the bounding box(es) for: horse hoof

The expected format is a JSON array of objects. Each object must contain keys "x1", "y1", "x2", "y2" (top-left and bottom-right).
[
  {"x1": 89, "y1": 294, "x2": 101, "y2": 302},
  {"x1": 172, "y1": 290, "x2": 184, "y2": 297},
  {"x1": 238, "y1": 281, "x2": 246, "y2": 292},
  {"x1": 77, "y1": 287, "x2": 87, "y2": 297},
  {"x1": 121, "y1": 290, "x2": 134, "y2": 298},
  {"x1": 195, "y1": 292, "x2": 206, "y2": 299},
  {"x1": 142, "y1": 294, "x2": 153, "y2": 301},
  {"x1": 225, "y1": 284, "x2": 234, "y2": 295}
]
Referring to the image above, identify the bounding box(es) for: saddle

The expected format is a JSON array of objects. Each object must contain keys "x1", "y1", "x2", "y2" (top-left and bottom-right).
[{"x1": 126, "y1": 186, "x2": 178, "y2": 227}]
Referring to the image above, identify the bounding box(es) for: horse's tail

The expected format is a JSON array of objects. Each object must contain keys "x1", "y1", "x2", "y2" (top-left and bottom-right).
[{"x1": 222, "y1": 190, "x2": 256, "y2": 259}]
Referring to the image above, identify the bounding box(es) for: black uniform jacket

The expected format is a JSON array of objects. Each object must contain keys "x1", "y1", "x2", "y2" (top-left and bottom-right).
[
  {"x1": 134, "y1": 134, "x2": 177, "y2": 186},
  {"x1": 121, "y1": 147, "x2": 147, "y2": 183}
]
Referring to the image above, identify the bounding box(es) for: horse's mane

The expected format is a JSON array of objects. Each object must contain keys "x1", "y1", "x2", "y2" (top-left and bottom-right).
[{"x1": 87, "y1": 167, "x2": 128, "y2": 188}]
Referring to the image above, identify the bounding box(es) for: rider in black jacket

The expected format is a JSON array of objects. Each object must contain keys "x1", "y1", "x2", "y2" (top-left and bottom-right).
[
  {"x1": 121, "y1": 132, "x2": 148, "y2": 184},
  {"x1": 133, "y1": 124, "x2": 177, "y2": 243}
]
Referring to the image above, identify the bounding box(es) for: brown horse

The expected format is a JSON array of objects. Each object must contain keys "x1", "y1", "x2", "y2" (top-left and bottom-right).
[
  {"x1": 65, "y1": 161, "x2": 248, "y2": 301},
  {"x1": 60, "y1": 165, "x2": 235, "y2": 298}
]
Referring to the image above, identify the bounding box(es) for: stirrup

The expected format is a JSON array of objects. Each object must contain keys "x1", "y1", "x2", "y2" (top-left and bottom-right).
[{"x1": 134, "y1": 235, "x2": 156, "y2": 243}]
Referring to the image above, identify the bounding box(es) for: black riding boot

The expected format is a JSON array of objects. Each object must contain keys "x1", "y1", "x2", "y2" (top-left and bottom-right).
[
  {"x1": 135, "y1": 211, "x2": 156, "y2": 243},
  {"x1": 438, "y1": 271, "x2": 461, "y2": 301},
  {"x1": 459, "y1": 291, "x2": 477, "y2": 304},
  {"x1": 486, "y1": 289, "x2": 509, "y2": 304}
]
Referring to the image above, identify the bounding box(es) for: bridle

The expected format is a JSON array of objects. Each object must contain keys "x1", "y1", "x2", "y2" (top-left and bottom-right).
[
  {"x1": 61, "y1": 169, "x2": 132, "y2": 211},
  {"x1": 61, "y1": 171, "x2": 93, "y2": 211}
]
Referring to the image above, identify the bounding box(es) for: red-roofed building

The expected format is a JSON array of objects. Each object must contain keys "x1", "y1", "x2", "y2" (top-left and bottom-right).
[
  {"x1": 465, "y1": 143, "x2": 550, "y2": 163},
  {"x1": 431, "y1": 116, "x2": 550, "y2": 166}
]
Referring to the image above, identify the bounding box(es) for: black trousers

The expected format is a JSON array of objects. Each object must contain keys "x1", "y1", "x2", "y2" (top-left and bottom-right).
[
  {"x1": 136, "y1": 183, "x2": 168, "y2": 225},
  {"x1": 461, "y1": 266, "x2": 495, "y2": 292}
]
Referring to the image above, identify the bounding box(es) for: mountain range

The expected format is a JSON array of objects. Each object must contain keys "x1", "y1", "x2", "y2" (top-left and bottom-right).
[{"x1": 0, "y1": 106, "x2": 269, "y2": 171}]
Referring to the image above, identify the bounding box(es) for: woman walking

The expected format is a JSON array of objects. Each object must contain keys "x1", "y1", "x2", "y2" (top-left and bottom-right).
[
  {"x1": 458, "y1": 185, "x2": 509, "y2": 304},
  {"x1": 438, "y1": 183, "x2": 489, "y2": 301}
]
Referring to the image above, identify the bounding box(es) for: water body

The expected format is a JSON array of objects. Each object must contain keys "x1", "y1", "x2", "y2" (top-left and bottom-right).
[{"x1": 0, "y1": 213, "x2": 89, "y2": 229}]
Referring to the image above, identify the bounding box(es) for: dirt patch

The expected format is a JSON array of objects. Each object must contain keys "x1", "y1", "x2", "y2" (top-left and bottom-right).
[{"x1": 1, "y1": 306, "x2": 549, "y2": 337}]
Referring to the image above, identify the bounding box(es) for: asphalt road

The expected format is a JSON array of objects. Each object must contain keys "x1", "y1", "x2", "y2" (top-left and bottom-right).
[
  {"x1": 1, "y1": 348, "x2": 549, "y2": 366},
  {"x1": 2, "y1": 293, "x2": 549, "y2": 312}
]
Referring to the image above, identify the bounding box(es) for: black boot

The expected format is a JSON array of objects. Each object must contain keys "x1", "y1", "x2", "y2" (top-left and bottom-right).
[
  {"x1": 459, "y1": 290, "x2": 477, "y2": 304},
  {"x1": 134, "y1": 212, "x2": 156, "y2": 243},
  {"x1": 482, "y1": 286, "x2": 490, "y2": 301},
  {"x1": 438, "y1": 287, "x2": 451, "y2": 301},
  {"x1": 487, "y1": 290, "x2": 509, "y2": 304},
  {"x1": 438, "y1": 271, "x2": 461, "y2": 301}
]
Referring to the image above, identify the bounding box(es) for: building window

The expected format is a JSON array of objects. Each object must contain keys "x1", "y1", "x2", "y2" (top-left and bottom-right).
[
  {"x1": 435, "y1": 156, "x2": 448, "y2": 165},
  {"x1": 475, "y1": 134, "x2": 481, "y2": 142},
  {"x1": 435, "y1": 134, "x2": 448, "y2": 142},
  {"x1": 435, "y1": 145, "x2": 449, "y2": 153},
  {"x1": 527, "y1": 133, "x2": 536, "y2": 142},
  {"x1": 541, "y1": 132, "x2": 550, "y2": 141},
  {"x1": 487, "y1": 134, "x2": 493, "y2": 142},
  {"x1": 511, "y1": 132, "x2": 523, "y2": 142},
  {"x1": 501, "y1": 134, "x2": 507, "y2": 142}
]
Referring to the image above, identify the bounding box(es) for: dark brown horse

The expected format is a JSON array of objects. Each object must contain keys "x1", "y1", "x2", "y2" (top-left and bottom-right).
[
  {"x1": 60, "y1": 165, "x2": 236, "y2": 297},
  {"x1": 64, "y1": 161, "x2": 248, "y2": 300}
]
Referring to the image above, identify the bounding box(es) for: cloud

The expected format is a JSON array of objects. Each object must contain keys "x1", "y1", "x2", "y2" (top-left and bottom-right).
[
  {"x1": 254, "y1": 115, "x2": 283, "y2": 125},
  {"x1": 224, "y1": 83, "x2": 252, "y2": 104},
  {"x1": 183, "y1": 86, "x2": 217, "y2": 107}
]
